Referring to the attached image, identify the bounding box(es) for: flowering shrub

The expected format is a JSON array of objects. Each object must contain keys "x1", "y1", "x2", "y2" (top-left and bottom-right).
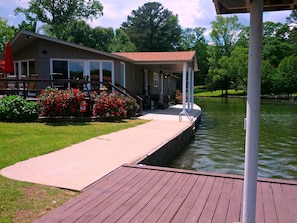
[
  {"x1": 0, "y1": 95, "x2": 40, "y2": 122},
  {"x1": 38, "y1": 88, "x2": 86, "y2": 117},
  {"x1": 92, "y1": 91, "x2": 127, "y2": 120}
]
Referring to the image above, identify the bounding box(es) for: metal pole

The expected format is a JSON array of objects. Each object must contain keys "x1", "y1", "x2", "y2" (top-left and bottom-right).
[
  {"x1": 242, "y1": 0, "x2": 263, "y2": 222},
  {"x1": 182, "y1": 63, "x2": 187, "y2": 112},
  {"x1": 187, "y1": 67, "x2": 192, "y2": 111},
  {"x1": 191, "y1": 70, "x2": 194, "y2": 110}
]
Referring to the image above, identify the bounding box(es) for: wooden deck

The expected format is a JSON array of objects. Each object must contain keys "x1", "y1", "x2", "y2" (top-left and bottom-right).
[{"x1": 35, "y1": 164, "x2": 297, "y2": 223}]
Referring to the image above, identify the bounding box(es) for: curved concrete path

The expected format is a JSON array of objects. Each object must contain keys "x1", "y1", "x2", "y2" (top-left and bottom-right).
[{"x1": 0, "y1": 104, "x2": 201, "y2": 191}]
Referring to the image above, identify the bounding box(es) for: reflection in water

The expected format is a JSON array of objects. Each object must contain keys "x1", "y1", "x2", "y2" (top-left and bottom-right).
[{"x1": 166, "y1": 98, "x2": 297, "y2": 180}]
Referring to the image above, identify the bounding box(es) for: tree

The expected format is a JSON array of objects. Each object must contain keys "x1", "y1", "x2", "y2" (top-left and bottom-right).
[
  {"x1": 210, "y1": 15, "x2": 242, "y2": 57},
  {"x1": 108, "y1": 29, "x2": 136, "y2": 52},
  {"x1": 286, "y1": 9, "x2": 297, "y2": 55},
  {"x1": 178, "y1": 27, "x2": 209, "y2": 85},
  {"x1": 121, "y1": 2, "x2": 182, "y2": 51},
  {"x1": 276, "y1": 56, "x2": 297, "y2": 96},
  {"x1": 14, "y1": 0, "x2": 103, "y2": 39},
  {"x1": 0, "y1": 18, "x2": 17, "y2": 53},
  {"x1": 261, "y1": 60, "x2": 276, "y2": 95},
  {"x1": 92, "y1": 27, "x2": 115, "y2": 52},
  {"x1": 58, "y1": 20, "x2": 95, "y2": 46}
]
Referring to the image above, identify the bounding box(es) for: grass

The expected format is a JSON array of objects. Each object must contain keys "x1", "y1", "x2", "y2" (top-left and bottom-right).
[
  {"x1": 0, "y1": 119, "x2": 148, "y2": 223},
  {"x1": 194, "y1": 86, "x2": 246, "y2": 97}
]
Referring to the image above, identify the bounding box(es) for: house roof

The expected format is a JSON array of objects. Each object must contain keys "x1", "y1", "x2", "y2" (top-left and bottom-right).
[
  {"x1": 214, "y1": 0, "x2": 297, "y2": 14},
  {"x1": 6, "y1": 30, "x2": 123, "y2": 61},
  {"x1": 5, "y1": 30, "x2": 198, "y2": 73},
  {"x1": 114, "y1": 51, "x2": 198, "y2": 72},
  {"x1": 114, "y1": 51, "x2": 196, "y2": 62}
]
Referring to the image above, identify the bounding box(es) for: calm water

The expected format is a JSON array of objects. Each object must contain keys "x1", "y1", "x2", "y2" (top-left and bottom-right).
[{"x1": 166, "y1": 97, "x2": 297, "y2": 180}]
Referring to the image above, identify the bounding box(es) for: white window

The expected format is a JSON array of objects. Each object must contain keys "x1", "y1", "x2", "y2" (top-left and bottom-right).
[
  {"x1": 14, "y1": 60, "x2": 35, "y2": 78},
  {"x1": 120, "y1": 62, "x2": 126, "y2": 88},
  {"x1": 153, "y1": 72, "x2": 159, "y2": 87}
]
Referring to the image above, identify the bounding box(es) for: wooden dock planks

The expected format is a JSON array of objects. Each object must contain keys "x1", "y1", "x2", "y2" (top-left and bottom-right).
[{"x1": 35, "y1": 164, "x2": 297, "y2": 223}]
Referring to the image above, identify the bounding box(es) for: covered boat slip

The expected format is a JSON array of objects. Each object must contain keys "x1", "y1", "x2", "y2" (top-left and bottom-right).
[{"x1": 35, "y1": 164, "x2": 297, "y2": 223}]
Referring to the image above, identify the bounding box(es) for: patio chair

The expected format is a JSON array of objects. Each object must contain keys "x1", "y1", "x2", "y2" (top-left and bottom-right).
[
  {"x1": 27, "y1": 74, "x2": 38, "y2": 97},
  {"x1": 6, "y1": 74, "x2": 17, "y2": 90}
]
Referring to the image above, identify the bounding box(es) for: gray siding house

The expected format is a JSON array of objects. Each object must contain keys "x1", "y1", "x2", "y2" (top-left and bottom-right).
[{"x1": 6, "y1": 30, "x2": 198, "y2": 109}]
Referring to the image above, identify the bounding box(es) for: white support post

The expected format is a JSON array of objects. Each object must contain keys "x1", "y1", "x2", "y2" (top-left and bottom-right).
[
  {"x1": 242, "y1": 0, "x2": 263, "y2": 222},
  {"x1": 182, "y1": 63, "x2": 187, "y2": 112},
  {"x1": 160, "y1": 73, "x2": 164, "y2": 103},
  {"x1": 191, "y1": 70, "x2": 194, "y2": 109},
  {"x1": 187, "y1": 67, "x2": 192, "y2": 111}
]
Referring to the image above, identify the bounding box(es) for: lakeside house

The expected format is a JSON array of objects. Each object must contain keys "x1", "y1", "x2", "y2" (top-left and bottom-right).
[{"x1": 1, "y1": 30, "x2": 198, "y2": 110}]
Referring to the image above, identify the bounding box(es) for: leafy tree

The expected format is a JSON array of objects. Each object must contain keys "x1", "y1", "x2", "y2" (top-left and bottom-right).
[
  {"x1": 14, "y1": 0, "x2": 103, "y2": 39},
  {"x1": 262, "y1": 38, "x2": 293, "y2": 67},
  {"x1": 207, "y1": 15, "x2": 242, "y2": 92},
  {"x1": 178, "y1": 27, "x2": 208, "y2": 85},
  {"x1": 229, "y1": 46, "x2": 249, "y2": 90},
  {"x1": 261, "y1": 60, "x2": 276, "y2": 95},
  {"x1": 276, "y1": 56, "x2": 297, "y2": 96},
  {"x1": 286, "y1": 9, "x2": 297, "y2": 55},
  {"x1": 236, "y1": 26, "x2": 250, "y2": 48},
  {"x1": 179, "y1": 27, "x2": 206, "y2": 50},
  {"x1": 92, "y1": 27, "x2": 115, "y2": 52},
  {"x1": 108, "y1": 29, "x2": 136, "y2": 52},
  {"x1": 17, "y1": 20, "x2": 37, "y2": 33},
  {"x1": 58, "y1": 20, "x2": 95, "y2": 46},
  {"x1": 0, "y1": 18, "x2": 17, "y2": 53},
  {"x1": 210, "y1": 15, "x2": 242, "y2": 57},
  {"x1": 121, "y1": 2, "x2": 182, "y2": 51}
]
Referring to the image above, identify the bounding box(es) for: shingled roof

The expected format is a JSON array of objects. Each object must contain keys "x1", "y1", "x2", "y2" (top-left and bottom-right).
[
  {"x1": 114, "y1": 51, "x2": 198, "y2": 72},
  {"x1": 114, "y1": 51, "x2": 196, "y2": 62}
]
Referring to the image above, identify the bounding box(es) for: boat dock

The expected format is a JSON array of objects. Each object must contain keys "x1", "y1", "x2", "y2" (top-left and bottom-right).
[{"x1": 35, "y1": 164, "x2": 297, "y2": 222}]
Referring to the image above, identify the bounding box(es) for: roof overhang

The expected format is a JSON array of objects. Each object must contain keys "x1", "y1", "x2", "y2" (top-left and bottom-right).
[
  {"x1": 214, "y1": 0, "x2": 297, "y2": 14},
  {"x1": 114, "y1": 51, "x2": 198, "y2": 73}
]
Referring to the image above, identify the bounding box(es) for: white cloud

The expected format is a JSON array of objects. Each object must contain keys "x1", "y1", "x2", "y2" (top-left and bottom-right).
[{"x1": 1, "y1": 0, "x2": 293, "y2": 31}]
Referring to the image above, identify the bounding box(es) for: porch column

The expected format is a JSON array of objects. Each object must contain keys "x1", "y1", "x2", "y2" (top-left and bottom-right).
[
  {"x1": 182, "y1": 62, "x2": 187, "y2": 112},
  {"x1": 242, "y1": 0, "x2": 263, "y2": 222},
  {"x1": 160, "y1": 73, "x2": 164, "y2": 103},
  {"x1": 187, "y1": 67, "x2": 192, "y2": 111},
  {"x1": 191, "y1": 70, "x2": 194, "y2": 109}
]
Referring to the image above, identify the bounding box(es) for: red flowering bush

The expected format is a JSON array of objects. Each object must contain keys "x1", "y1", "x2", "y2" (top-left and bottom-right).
[
  {"x1": 92, "y1": 91, "x2": 127, "y2": 120},
  {"x1": 38, "y1": 88, "x2": 86, "y2": 117}
]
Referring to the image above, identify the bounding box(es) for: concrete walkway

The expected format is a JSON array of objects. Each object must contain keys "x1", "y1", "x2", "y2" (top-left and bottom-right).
[{"x1": 0, "y1": 104, "x2": 201, "y2": 191}]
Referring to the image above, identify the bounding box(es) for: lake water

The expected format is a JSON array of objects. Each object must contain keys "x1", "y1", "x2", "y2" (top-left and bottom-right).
[{"x1": 166, "y1": 97, "x2": 297, "y2": 180}]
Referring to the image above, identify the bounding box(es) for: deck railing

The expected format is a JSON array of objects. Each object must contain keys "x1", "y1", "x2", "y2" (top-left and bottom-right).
[{"x1": 0, "y1": 78, "x2": 143, "y2": 115}]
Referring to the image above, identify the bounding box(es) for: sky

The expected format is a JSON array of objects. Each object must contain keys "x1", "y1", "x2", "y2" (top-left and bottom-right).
[{"x1": 0, "y1": 0, "x2": 293, "y2": 35}]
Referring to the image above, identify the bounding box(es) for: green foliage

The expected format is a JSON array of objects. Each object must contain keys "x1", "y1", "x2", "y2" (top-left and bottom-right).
[
  {"x1": 210, "y1": 15, "x2": 242, "y2": 57},
  {"x1": 178, "y1": 27, "x2": 209, "y2": 84},
  {"x1": 0, "y1": 95, "x2": 40, "y2": 122},
  {"x1": 261, "y1": 60, "x2": 276, "y2": 95},
  {"x1": 121, "y1": 2, "x2": 182, "y2": 51},
  {"x1": 108, "y1": 29, "x2": 137, "y2": 52},
  {"x1": 15, "y1": 0, "x2": 103, "y2": 38},
  {"x1": 275, "y1": 56, "x2": 297, "y2": 95},
  {"x1": 0, "y1": 18, "x2": 17, "y2": 52}
]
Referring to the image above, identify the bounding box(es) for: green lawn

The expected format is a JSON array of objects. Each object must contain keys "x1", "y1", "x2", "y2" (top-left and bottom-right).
[
  {"x1": 194, "y1": 86, "x2": 246, "y2": 97},
  {"x1": 0, "y1": 119, "x2": 147, "y2": 223}
]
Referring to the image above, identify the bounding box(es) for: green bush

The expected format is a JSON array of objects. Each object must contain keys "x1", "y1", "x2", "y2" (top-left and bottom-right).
[{"x1": 0, "y1": 95, "x2": 40, "y2": 122}]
